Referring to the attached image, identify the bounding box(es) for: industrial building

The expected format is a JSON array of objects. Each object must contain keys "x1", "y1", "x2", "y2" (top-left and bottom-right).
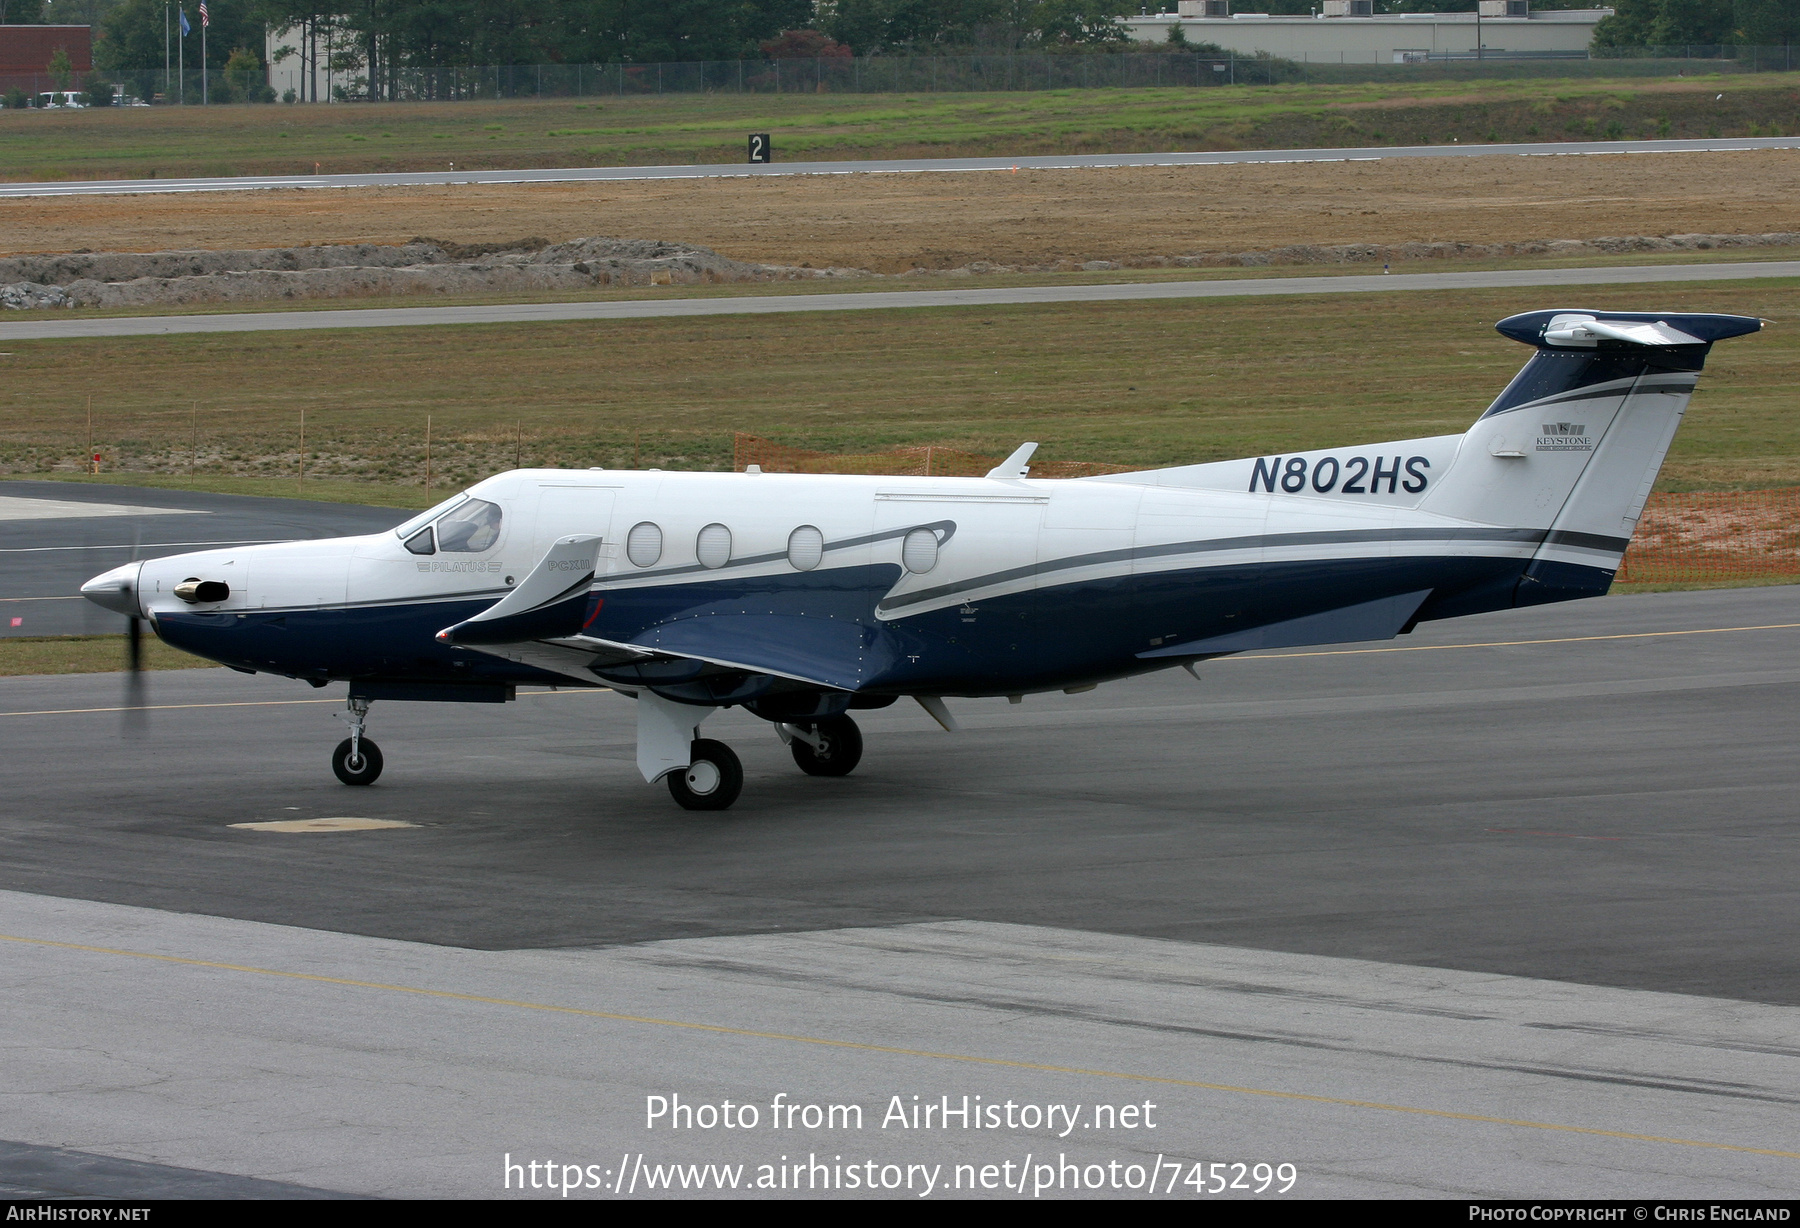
[
  {"x1": 1122, "y1": 3, "x2": 1613, "y2": 63},
  {"x1": 0, "y1": 25, "x2": 93, "y2": 94}
]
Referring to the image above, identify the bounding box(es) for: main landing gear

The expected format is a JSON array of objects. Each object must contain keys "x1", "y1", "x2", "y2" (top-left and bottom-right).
[
  {"x1": 778, "y1": 715, "x2": 864, "y2": 778},
  {"x1": 635, "y1": 689, "x2": 872, "y2": 812},
  {"x1": 332, "y1": 696, "x2": 384, "y2": 786},
  {"x1": 665, "y1": 717, "x2": 864, "y2": 811},
  {"x1": 666, "y1": 739, "x2": 744, "y2": 811}
]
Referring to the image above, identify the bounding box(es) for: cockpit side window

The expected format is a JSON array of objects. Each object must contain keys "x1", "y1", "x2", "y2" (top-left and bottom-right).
[
  {"x1": 403, "y1": 526, "x2": 436, "y2": 556},
  {"x1": 435, "y1": 498, "x2": 503, "y2": 552},
  {"x1": 394, "y1": 492, "x2": 469, "y2": 541}
]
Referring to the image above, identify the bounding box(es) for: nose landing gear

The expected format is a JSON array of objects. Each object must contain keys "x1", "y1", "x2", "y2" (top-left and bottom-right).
[{"x1": 332, "y1": 696, "x2": 383, "y2": 786}]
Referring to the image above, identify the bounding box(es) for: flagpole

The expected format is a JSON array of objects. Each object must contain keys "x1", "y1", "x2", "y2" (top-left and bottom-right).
[
  {"x1": 163, "y1": 4, "x2": 169, "y2": 102},
  {"x1": 178, "y1": 12, "x2": 183, "y2": 105},
  {"x1": 201, "y1": 17, "x2": 207, "y2": 105}
]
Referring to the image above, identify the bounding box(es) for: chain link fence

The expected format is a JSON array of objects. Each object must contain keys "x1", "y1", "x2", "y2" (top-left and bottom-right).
[
  {"x1": 1617, "y1": 488, "x2": 1800, "y2": 584},
  {"x1": 5, "y1": 44, "x2": 1794, "y2": 106}
]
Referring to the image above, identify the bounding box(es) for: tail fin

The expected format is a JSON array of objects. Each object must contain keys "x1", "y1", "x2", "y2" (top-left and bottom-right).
[{"x1": 1421, "y1": 310, "x2": 1762, "y2": 605}]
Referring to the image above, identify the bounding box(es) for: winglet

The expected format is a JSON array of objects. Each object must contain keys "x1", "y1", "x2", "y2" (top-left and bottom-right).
[
  {"x1": 437, "y1": 534, "x2": 600, "y2": 646},
  {"x1": 985, "y1": 442, "x2": 1038, "y2": 480},
  {"x1": 915, "y1": 695, "x2": 960, "y2": 732}
]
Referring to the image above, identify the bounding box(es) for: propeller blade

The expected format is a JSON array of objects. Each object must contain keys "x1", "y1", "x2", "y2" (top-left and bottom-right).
[{"x1": 120, "y1": 581, "x2": 147, "y2": 737}]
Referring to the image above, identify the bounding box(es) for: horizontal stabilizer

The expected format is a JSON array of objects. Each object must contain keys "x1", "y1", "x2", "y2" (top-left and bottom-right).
[
  {"x1": 1138, "y1": 589, "x2": 1432, "y2": 659},
  {"x1": 1496, "y1": 310, "x2": 1760, "y2": 350},
  {"x1": 438, "y1": 534, "x2": 599, "y2": 646}
]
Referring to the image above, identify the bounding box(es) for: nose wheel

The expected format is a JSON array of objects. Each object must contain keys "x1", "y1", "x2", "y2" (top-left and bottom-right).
[
  {"x1": 332, "y1": 695, "x2": 383, "y2": 785},
  {"x1": 667, "y1": 739, "x2": 743, "y2": 811},
  {"x1": 332, "y1": 737, "x2": 384, "y2": 785}
]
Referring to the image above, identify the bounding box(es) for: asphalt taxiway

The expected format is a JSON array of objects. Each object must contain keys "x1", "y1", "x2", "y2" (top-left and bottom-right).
[
  {"x1": 2, "y1": 582, "x2": 1797, "y2": 1197},
  {"x1": 3, "y1": 135, "x2": 1797, "y2": 198}
]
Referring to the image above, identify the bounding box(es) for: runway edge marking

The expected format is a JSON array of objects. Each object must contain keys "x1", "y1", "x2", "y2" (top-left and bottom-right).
[
  {"x1": 1229, "y1": 620, "x2": 1800, "y2": 662},
  {"x1": 3, "y1": 930, "x2": 1797, "y2": 1162}
]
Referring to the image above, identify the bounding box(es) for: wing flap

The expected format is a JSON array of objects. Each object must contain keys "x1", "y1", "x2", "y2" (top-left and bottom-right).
[{"x1": 1139, "y1": 589, "x2": 1432, "y2": 659}]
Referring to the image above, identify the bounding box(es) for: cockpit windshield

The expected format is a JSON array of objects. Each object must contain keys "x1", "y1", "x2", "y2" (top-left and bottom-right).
[
  {"x1": 394, "y1": 492, "x2": 469, "y2": 540},
  {"x1": 434, "y1": 498, "x2": 504, "y2": 552}
]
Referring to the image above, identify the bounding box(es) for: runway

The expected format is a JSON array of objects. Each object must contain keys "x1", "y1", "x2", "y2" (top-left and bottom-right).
[
  {"x1": 0, "y1": 480, "x2": 405, "y2": 638},
  {"x1": 2, "y1": 582, "x2": 1797, "y2": 1197},
  {"x1": 3, "y1": 135, "x2": 1797, "y2": 199},
  {"x1": 5, "y1": 259, "x2": 1798, "y2": 343}
]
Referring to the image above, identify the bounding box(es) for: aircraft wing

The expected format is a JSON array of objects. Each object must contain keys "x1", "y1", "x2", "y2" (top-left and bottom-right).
[
  {"x1": 457, "y1": 614, "x2": 878, "y2": 692},
  {"x1": 442, "y1": 536, "x2": 876, "y2": 690}
]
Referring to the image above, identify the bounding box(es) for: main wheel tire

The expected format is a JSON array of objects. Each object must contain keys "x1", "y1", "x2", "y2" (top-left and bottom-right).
[
  {"x1": 790, "y1": 714, "x2": 863, "y2": 777},
  {"x1": 332, "y1": 737, "x2": 384, "y2": 786},
  {"x1": 667, "y1": 739, "x2": 743, "y2": 811}
]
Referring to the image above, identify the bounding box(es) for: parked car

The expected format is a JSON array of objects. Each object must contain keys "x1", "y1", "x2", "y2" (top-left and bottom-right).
[{"x1": 35, "y1": 91, "x2": 87, "y2": 109}]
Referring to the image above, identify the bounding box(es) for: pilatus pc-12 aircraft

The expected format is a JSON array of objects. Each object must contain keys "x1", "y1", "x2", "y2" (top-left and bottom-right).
[{"x1": 83, "y1": 310, "x2": 1762, "y2": 810}]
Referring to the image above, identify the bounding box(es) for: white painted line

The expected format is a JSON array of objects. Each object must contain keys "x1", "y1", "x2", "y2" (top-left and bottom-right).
[
  {"x1": 0, "y1": 539, "x2": 290, "y2": 553},
  {"x1": 0, "y1": 496, "x2": 203, "y2": 522}
]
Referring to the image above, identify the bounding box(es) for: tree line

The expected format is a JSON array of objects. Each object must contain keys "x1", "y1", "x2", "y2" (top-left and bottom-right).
[{"x1": 1, "y1": 0, "x2": 1792, "y2": 77}]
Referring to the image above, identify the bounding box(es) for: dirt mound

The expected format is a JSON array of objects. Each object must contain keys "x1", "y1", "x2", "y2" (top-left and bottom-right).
[
  {"x1": 0, "y1": 242, "x2": 451, "y2": 286},
  {"x1": 6, "y1": 228, "x2": 1799, "y2": 311}
]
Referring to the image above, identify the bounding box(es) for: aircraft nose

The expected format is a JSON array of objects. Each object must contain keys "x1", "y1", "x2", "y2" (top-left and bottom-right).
[{"x1": 81, "y1": 562, "x2": 143, "y2": 617}]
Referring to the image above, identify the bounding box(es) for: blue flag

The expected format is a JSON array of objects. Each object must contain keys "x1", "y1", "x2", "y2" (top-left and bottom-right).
[{"x1": 178, "y1": 7, "x2": 190, "y2": 35}]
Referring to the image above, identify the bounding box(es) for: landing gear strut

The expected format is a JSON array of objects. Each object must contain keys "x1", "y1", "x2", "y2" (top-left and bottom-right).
[
  {"x1": 666, "y1": 738, "x2": 742, "y2": 810},
  {"x1": 332, "y1": 696, "x2": 384, "y2": 786},
  {"x1": 781, "y1": 714, "x2": 863, "y2": 777}
]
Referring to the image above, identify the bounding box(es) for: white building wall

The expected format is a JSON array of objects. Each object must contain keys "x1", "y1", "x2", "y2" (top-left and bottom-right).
[
  {"x1": 1122, "y1": 10, "x2": 1611, "y2": 62},
  {"x1": 265, "y1": 20, "x2": 355, "y2": 102}
]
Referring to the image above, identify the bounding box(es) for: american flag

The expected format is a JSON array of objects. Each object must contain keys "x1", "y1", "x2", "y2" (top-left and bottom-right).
[{"x1": 198, "y1": 1, "x2": 209, "y2": 25}]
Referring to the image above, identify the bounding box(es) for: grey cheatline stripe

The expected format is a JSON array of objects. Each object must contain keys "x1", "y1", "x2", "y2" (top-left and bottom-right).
[
  {"x1": 6, "y1": 262, "x2": 1799, "y2": 343},
  {"x1": 877, "y1": 526, "x2": 1612, "y2": 614},
  {"x1": 5, "y1": 135, "x2": 1798, "y2": 199},
  {"x1": 1483, "y1": 377, "x2": 1698, "y2": 419}
]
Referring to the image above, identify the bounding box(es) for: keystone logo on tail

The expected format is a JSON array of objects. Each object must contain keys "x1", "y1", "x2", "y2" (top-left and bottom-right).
[{"x1": 1536, "y1": 422, "x2": 1592, "y2": 452}]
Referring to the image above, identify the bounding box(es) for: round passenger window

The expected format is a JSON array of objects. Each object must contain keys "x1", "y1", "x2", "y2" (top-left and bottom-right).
[
  {"x1": 697, "y1": 523, "x2": 733, "y2": 570},
  {"x1": 902, "y1": 527, "x2": 939, "y2": 574},
  {"x1": 626, "y1": 521, "x2": 663, "y2": 568},
  {"x1": 787, "y1": 525, "x2": 824, "y2": 571},
  {"x1": 434, "y1": 498, "x2": 503, "y2": 552}
]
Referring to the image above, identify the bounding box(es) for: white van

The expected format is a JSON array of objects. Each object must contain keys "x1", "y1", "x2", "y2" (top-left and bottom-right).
[{"x1": 35, "y1": 91, "x2": 87, "y2": 109}]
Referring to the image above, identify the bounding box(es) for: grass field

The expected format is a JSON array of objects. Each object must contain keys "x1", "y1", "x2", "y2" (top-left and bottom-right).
[
  {"x1": 4, "y1": 277, "x2": 1795, "y2": 494},
  {"x1": 0, "y1": 633, "x2": 208, "y2": 676},
  {"x1": 1, "y1": 74, "x2": 1795, "y2": 181}
]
